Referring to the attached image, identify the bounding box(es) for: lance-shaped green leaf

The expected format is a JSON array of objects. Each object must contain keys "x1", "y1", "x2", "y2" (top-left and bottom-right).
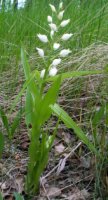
[
  {"x1": 10, "y1": 109, "x2": 23, "y2": 139},
  {"x1": 0, "y1": 107, "x2": 10, "y2": 135},
  {"x1": 46, "y1": 70, "x2": 104, "y2": 82},
  {"x1": 50, "y1": 103, "x2": 98, "y2": 155},
  {"x1": 0, "y1": 192, "x2": 3, "y2": 200},
  {"x1": 0, "y1": 132, "x2": 4, "y2": 158},
  {"x1": 38, "y1": 76, "x2": 61, "y2": 125},
  {"x1": 14, "y1": 193, "x2": 24, "y2": 200},
  {"x1": 21, "y1": 47, "x2": 39, "y2": 100}
]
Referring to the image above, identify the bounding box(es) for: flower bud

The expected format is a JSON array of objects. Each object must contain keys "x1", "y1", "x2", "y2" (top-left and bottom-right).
[
  {"x1": 60, "y1": 19, "x2": 70, "y2": 27},
  {"x1": 36, "y1": 48, "x2": 44, "y2": 58},
  {"x1": 37, "y1": 34, "x2": 48, "y2": 43},
  {"x1": 53, "y1": 43, "x2": 60, "y2": 50},
  {"x1": 60, "y1": 49, "x2": 71, "y2": 57},
  {"x1": 50, "y1": 30, "x2": 54, "y2": 38},
  {"x1": 49, "y1": 67, "x2": 57, "y2": 76},
  {"x1": 59, "y1": 2, "x2": 63, "y2": 10},
  {"x1": 49, "y1": 4, "x2": 56, "y2": 13},
  {"x1": 61, "y1": 33, "x2": 73, "y2": 41},
  {"x1": 49, "y1": 23, "x2": 57, "y2": 32},
  {"x1": 58, "y1": 10, "x2": 64, "y2": 20},
  {"x1": 47, "y1": 16, "x2": 52, "y2": 23},
  {"x1": 40, "y1": 69, "x2": 45, "y2": 78},
  {"x1": 51, "y1": 58, "x2": 61, "y2": 66}
]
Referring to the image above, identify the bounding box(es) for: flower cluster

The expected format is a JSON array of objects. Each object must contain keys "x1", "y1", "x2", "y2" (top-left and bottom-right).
[{"x1": 36, "y1": 1, "x2": 73, "y2": 78}]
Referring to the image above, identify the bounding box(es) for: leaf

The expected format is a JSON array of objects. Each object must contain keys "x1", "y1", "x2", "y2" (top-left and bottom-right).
[
  {"x1": 0, "y1": 192, "x2": 3, "y2": 200},
  {"x1": 14, "y1": 192, "x2": 24, "y2": 200},
  {"x1": 50, "y1": 104, "x2": 98, "y2": 155},
  {"x1": 38, "y1": 76, "x2": 61, "y2": 125},
  {"x1": 21, "y1": 47, "x2": 39, "y2": 94},
  {"x1": 10, "y1": 109, "x2": 23, "y2": 139},
  {"x1": 21, "y1": 47, "x2": 31, "y2": 80},
  {"x1": 47, "y1": 70, "x2": 103, "y2": 82},
  {"x1": 0, "y1": 107, "x2": 10, "y2": 135},
  {"x1": 55, "y1": 143, "x2": 65, "y2": 154},
  {"x1": 92, "y1": 105, "x2": 105, "y2": 127},
  {"x1": 47, "y1": 187, "x2": 61, "y2": 198},
  {"x1": 0, "y1": 132, "x2": 4, "y2": 158},
  {"x1": 25, "y1": 89, "x2": 33, "y2": 127}
]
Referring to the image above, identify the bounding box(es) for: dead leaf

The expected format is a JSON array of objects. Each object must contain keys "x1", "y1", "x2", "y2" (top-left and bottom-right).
[
  {"x1": 55, "y1": 143, "x2": 65, "y2": 154},
  {"x1": 67, "y1": 188, "x2": 90, "y2": 200},
  {"x1": 15, "y1": 175, "x2": 24, "y2": 193},
  {"x1": 47, "y1": 186, "x2": 61, "y2": 198},
  {"x1": 80, "y1": 156, "x2": 91, "y2": 169},
  {"x1": 57, "y1": 158, "x2": 66, "y2": 175}
]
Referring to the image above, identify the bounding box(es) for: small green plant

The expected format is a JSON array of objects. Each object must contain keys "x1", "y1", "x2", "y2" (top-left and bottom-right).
[
  {"x1": 21, "y1": 1, "x2": 100, "y2": 195},
  {"x1": 0, "y1": 192, "x2": 24, "y2": 200},
  {"x1": 0, "y1": 107, "x2": 21, "y2": 140}
]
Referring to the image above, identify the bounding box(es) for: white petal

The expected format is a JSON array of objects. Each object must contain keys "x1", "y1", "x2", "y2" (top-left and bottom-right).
[
  {"x1": 60, "y1": 49, "x2": 71, "y2": 57},
  {"x1": 60, "y1": 19, "x2": 70, "y2": 27},
  {"x1": 36, "y1": 48, "x2": 44, "y2": 58},
  {"x1": 49, "y1": 4, "x2": 56, "y2": 12},
  {"x1": 49, "y1": 67, "x2": 57, "y2": 77},
  {"x1": 50, "y1": 30, "x2": 54, "y2": 38},
  {"x1": 52, "y1": 58, "x2": 61, "y2": 66},
  {"x1": 53, "y1": 43, "x2": 60, "y2": 50},
  {"x1": 59, "y1": 2, "x2": 63, "y2": 10},
  {"x1": 49, "y1": 23, "x2": 57, "y2": 32},
  {"x1": 40, "y1": 69, "x2": 45, "y2": 78},
  {"x1": 47, "y1": 16, "x2": 52, "y2": 23},
  {"x1": 58, "y1": 10, "x2": 64, "y2": 20},
  {"x1": 61, "y1": 33, "x2": 73, "y2": 41},
  {"x1": 37, "y1": 34, "x2": 48, "y2": 43}
]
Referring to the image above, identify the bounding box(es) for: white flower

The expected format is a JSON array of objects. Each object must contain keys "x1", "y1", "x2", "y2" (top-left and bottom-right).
[
  {"x1": 58, "y1": 10, "x2": 64, "y2": 20},
  {"x1": 53, "y1": 43, "x2": 60, "y2": 50},
  {"x1": 51, "y1": 58, "x2": 61, "y2": 66},
  {"x1": 40, "y1": 69, "x2": 45, "y2": 78},
  {"x1": 49, "y1": 23, "x2": 57, "y2": 32},
  {"x1": 50, "y1": 30, "x2": 54, "y2": 38},
  {"x1": 36, "y1": 48, "x2": 44, "y2": 58},
  {"x1": 61, "y1": 33, "x2": 73, "y2": 41},
  {"x1": 47, "y1": 16, "x2": 52, "y2": 23},
  {"x1": 49, "y1": 4, "x2": 56, "y2": 12},
  {"x1": 60, "y1": 19, "x2": 70, "y2": 27},
  {"x1": 37, "y1": 34, "x2": 48, "y2": 43},
  {"x1": 49, "y1": 67, "x2": 57, "y2": 76},
  {"x1": 59, "y1": 2, "x2": 63, "y2": 10},
  {"x1": 60, "y1": 49, "x2": 71, "y2": 57}
]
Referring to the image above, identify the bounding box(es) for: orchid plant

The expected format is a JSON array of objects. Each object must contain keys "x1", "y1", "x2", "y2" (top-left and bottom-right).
[{"x1": 21, "y1": 1, "x2": 97, "y2": 195}]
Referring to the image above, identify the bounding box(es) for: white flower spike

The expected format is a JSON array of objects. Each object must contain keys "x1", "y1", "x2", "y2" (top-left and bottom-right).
[
  {"x1": 59, "y1": 2, "x2": 63, "y2": 10},
  {"x1": 61, "y1": 33, "x2": 73, "y2": 41},
  {"x1": 53, "y1": 43, "x2": 60, "y2": 50},
  {"x1": 60, "y1": 49, "x2": 71, "y2": 57},
  {"x1": 60, "y1": 19, "x2": 70, "y2": 27},
  {"x1": 37, "y1": 34, "x2": 48, "y2": 43},
  {"x1": 49, "y1": 67, "x2": 58, "y2": 77},
  {"x1": 58, "y1": 10, "x2": 64, "y2": 20},
  {"x1": 49, "y1": 23, "x2": 57, "y2": 32},
  {"x1": 52, "y1": 58, "x2": 61, "y2": 66},
  {"x1": 47, "y1": 16, "x2": 52, "y2": 23},
  {"x1": 49, "y1": 4, "x2": 56, "y2": 13},
  {"x1": 36, "y1": 48, "x2": 44, "y2": 58},
  {"x1": 40, "y1": 69, "x2": 45, "y2": 78}
]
